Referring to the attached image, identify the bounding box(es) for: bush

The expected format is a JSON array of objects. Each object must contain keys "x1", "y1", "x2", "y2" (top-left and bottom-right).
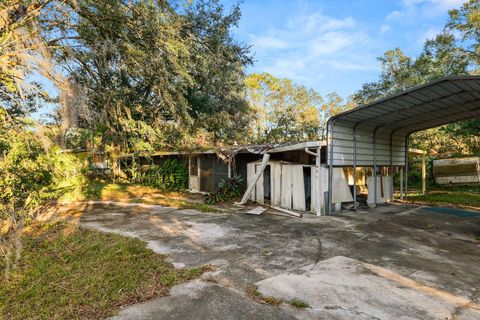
[
  {"x1": 0, "y1": 133, "x2": 53, "y2": 214},
  {"x1": 205, "y1": 175, "x2": 243, "y2": 204},
  {"x1": 0, "y1": 132, "x2": 88, "y2": 219},
  {"x1": 136, "y1": 159, "x2": 187, "y2": 191}
]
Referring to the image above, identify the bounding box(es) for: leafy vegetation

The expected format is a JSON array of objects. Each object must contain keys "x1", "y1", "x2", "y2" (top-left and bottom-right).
[
  {"x1": 0, "y1": 128, "x2": 87, "y2": 221},
  {"x1": 0, "y1": 221, "x2": 211, "y2": 320},
  {"x1": 289, "y1": 299, "x2": 310, "y2": 309},
  {"x1": 133, "y1": 159, "x2": 188, "y2": 191},
  {"x1": 205, "y1": 175, "x2": 243, "y2": 204},
  {"x1": 245, "y1": 284, "x2": 283, "y2": 306},
  {"x1": 245, "y1": 73, "x2": 353, "y2": 142}
]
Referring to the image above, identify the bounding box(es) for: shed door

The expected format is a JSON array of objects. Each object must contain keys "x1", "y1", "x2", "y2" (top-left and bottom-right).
[{"x1": 200, "y1": 156, "x2": 214, "y2": 193}]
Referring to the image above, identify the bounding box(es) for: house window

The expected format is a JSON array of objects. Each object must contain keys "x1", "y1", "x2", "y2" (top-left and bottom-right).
[{"x1": 190, "y1": 156, "x2": 198, "y2": 176}]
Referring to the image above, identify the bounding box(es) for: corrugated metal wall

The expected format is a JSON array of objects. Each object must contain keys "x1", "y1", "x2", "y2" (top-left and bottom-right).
[{"x1": 329, "y1": 120, "x2": 407, "y2": 167}]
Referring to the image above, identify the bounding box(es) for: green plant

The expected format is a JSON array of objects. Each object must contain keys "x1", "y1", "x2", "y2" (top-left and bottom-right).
[
  {"x1": 245, "y1": 284, "x2": 282, "y2": 306},
  {"x1": 0, "y1": 130, "x2": 90, "y2": 222},
  {"x1": 290, "y1": 299, "x2": 310, "y2": 309},
  {"x1": 0, "y1": 132, "x2": 53, "y2": 216},
  {"x1": 136, "y1": 159, "x2": 187, "y2": 191},
  {"x1": 205, "y1": 175, "x2": 243, "y2": 204}
]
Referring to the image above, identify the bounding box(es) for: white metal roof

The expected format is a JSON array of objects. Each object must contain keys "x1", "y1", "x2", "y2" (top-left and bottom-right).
[{"x1": 327, "y1": 76, "x2": 480, "y2": 167}]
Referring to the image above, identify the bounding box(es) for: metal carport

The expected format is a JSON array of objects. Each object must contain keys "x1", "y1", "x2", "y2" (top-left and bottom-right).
[{"x1": 326, "y1": 76, "x2": 480, "y2": 214}]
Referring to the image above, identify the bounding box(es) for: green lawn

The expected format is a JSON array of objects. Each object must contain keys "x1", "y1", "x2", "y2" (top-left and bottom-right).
[
  {"x1": 401, "y1": 185, "x2": 480, "y2": 210},
  {"x1": 0, "y1": 222, "x2": 210, "y2": 320},
  {"x1": 57, "y1": 181, "x2": 220, "y2": 213}
]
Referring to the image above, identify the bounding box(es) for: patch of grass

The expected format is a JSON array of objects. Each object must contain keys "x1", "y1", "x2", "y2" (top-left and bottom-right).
[
  {"x1": 402, "y1": 186, "x2": 480, "y2": 210},
  {"x1": 289, "y1": 299, "x2": 310, "y2": 309},
  {"x1": 0, "y1": 222, "x2": 211, "y2": 320},
  {"x1": 245, "y1": 284, "x2": 282, "y2": 306},
  {"x1": 59, "y1": 181, "x2": 220, "y2": 213},
  {"x1": 133, "y1": 195, "x2": 221, "y2": 213}
]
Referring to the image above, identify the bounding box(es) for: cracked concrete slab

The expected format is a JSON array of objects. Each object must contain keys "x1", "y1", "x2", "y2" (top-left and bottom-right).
[
  {"x1": 256, "y1": 256, "x2": 480, "y2": 320},
  {"x1": 110, "y1": 280, "x2": 297, "y2": 320},
  {"x1": 53, "y1": 201, "x2": 480, "y2": 320}
]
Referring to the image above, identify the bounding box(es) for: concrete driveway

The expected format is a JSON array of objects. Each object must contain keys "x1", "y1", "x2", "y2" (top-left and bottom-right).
[{"x1": 67, "y1": 202, "x2": 480, "y2": 319}]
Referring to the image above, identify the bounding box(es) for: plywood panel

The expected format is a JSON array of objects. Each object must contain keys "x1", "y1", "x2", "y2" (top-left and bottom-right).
[
  {"x1": 247, "y1": 163, "x2": 255, "y2": 201},
  {"x1": 332, "y1": 168, "x2": 353, "y2": 203},
  {"x1": 255, "y1": 164, "x2": 264, "y2": 205},
  {"x1": 281, "y1": 165, "x2": 293, "y2": 209},
  {"x1": 292, "y1": 166, "x2": 306, "y2": 211},
  {"x1": 367, "y1": 176, "x2": 393, "y2": 204},
  {"x1": 311, "y1": 167, "x2": 317, "y2": 212},
  {"x1": 310, "y1": 166, "x2": 329, "y2": 213},
  {"x1": 271, "y1": 163, "x2": 282, "y2": 206}
]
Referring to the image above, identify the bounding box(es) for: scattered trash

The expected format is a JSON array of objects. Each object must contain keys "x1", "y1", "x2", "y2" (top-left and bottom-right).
[{"x1": 247, "y1": 206, "x2": 267, "y2": 215}]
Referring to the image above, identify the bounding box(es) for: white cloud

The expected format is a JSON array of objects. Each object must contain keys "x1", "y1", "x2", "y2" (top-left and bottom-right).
[
  {"x1": 386, "y1": 10, "x2": 405, "y2": 21},
  {"x1": 417, "y1": 27, "x2": 442, "y2": 45},
  {"x1": 402, "y1": 0, "x2": 466, "y2": 10},
  {"x1": 251, "y1": 36, "x2": 289, "y2": 50},
  {"x1": 289, "y1": 13, "x2": 356, "y2": 33},
  {"x1": 329, "y1": 59, "x2": 378, "y2": 71},
  {"x1": 380, "y1": 24, "x2": 391, "y2": 34},
  {"x1": 389, "y1": 0, "x2": 467, "y2": 20}
]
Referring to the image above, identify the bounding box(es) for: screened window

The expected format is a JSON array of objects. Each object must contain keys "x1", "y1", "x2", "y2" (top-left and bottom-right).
[{"x1": 190, "y1": 156, "x2": 198, "y2": 176}]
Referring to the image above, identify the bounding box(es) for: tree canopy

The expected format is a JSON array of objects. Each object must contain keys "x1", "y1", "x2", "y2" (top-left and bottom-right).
[{"x1": 245, "y1": 72, "x2": 351, "y2": 143}]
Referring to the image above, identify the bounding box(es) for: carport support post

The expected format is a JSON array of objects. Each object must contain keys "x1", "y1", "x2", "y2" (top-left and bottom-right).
[
  {"x1": 405, "y1": 135, "x2": 410, "y2": 201},
  {"x1": 422, "y1": 152, "x2": 426, "y2": 195},
  {"x1": 373, "y1": 129, "x2": 378, "y2": 207},
  {"x1": 400, "y1": 167, "x2": 404, "y2": 199},
  {"x1": 317, "y1": 146, "x2": 323, "y2": 216},
  {"x1": 353, "y1": 127, "x2": 357, "y2": 210},
  {"x1": 327, "y1": 121, "x2": 335, "y2": 215}
]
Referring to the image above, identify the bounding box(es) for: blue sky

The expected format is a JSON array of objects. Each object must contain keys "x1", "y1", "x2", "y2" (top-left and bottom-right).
[{"x1": 223, "y1": 0, "x2": 467, "y2": 99}]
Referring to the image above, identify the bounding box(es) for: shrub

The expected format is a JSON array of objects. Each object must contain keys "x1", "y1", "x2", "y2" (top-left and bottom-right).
[
  {"x1": 205, "y1": 175, "x2": 243, "y2": 204},
  {"x1": 0, "y1": 133, "x2": 88, "y2": 220},
  {"x1": 137, "y1": 159, "x2": 187, "y2": 191},
  {"x1": 0, "y1": 133, "x2": 53, "y2": 215}
]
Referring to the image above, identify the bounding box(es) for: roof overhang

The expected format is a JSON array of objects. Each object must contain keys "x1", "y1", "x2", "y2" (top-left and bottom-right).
[
  {"x1": 327, "y1": 76, "x2": 480, "y2": 167},
  {"x1": 267, "y1": 141, "x2": 325, "y2": 153}
]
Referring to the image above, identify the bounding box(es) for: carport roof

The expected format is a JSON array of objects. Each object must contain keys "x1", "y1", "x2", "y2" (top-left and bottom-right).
[{"x1": 329, "y1": 76, "x2": 480, "y2": 135}]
